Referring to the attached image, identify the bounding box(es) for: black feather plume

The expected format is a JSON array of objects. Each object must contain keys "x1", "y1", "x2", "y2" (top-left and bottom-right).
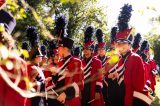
[
  {"x1": 118, "y1": 4, "x2": 133, "y2": 31},
  {"x1": 110, "y1": 27, "x2": 117, "y2": 43},
  {"x1": 41, "y1": 45, "x2": 47, "y2": 56},
  {"x1": 73, "y1": 46, "x2": 81, "y2": 57},
  {"x1": 22, "y1": 41, "x2": 30, "y2": 51},
  {"x1": 132, "y1": 33, "x2": 142, "y2": 49},
  {"x1": 53, "y1": 15, "x2": 68, "y2": 39},
  {"x1": 140, "y1": 40, "x2": 149, "y2": 52},
  {"x1": 96, "y1": 29, "x2": 104, "y2": 43},
  {"x1": 128, "y1": 34, "x2": 133, "y2": 43},
  {"x1": 26, "y1": 26, "x2": 40, "y2": 47},
  {"x1": 48, "y1": 40, "x2": 57, "y2": 57},
  {"x1": 84, "y1": 26, "x2": 94, "y2": 43}
]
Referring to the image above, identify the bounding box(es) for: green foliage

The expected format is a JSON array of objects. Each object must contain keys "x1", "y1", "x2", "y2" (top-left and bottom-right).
[
  {"x1": 5, "y1": 0, "x2": 108, "y2": 47},
  {"x1": 150, "y1": 96, "x2": 160, "y2": 106}
]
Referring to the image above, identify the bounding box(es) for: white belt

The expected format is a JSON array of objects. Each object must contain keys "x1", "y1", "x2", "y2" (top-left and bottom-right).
[{"x1": 133, "y1": 91, "x2": 153, "y2": 105}]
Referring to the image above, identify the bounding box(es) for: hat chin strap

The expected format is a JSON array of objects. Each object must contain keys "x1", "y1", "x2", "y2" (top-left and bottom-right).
[{"x1": 116, "y1": 39, "x2": 131, "y2": 44}]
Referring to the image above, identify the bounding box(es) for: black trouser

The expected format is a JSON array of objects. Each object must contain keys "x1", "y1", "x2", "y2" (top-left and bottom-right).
[
  {"x1": 45, "y1": 99, "x2": 64, "y2": 106},
  {"x1": 31, "y1": 97, "x2": 45, "y2": 106},
  {"x1": 118, "y1": 82, "x2": 125, "y2": 106},
  {"x1": 81, "y1": 83, "x2": 91, "y2": 106},
  {"x1": 102, "y1": 78, "x2": 125, "y2": 106},
  {"x1": 133, "y1": 98, "x2": 149, "y2": 106}
]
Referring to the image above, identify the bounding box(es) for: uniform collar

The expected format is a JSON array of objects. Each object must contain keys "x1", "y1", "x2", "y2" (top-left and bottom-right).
[
  {"x1": 122, "y1": 50, "x2": 131, "y2": 59},
  {"x1": 84, "y1": 56, "x2": 92, "y2": 63},
  {"x1": 63, "y1": 55, "x2": 72, "y2": 63},
  {"x1": 98, "y1": 55, "x2": 105, "y2": 61}
]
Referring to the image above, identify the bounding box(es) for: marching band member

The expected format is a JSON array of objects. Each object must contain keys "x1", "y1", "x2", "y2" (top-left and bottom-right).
[
  {"x1": 48, "y1": 37, "x2": 84, "y2": 106},
  {"x1": 81, "y1": 26, "x2": 104, "y2": 106},
  {"x1": 113, "y1": 4, "x2": 150, "y2": 106},
  {"x1": 103, "y1": 27, "x2": 120, "y2": 106},
  {"x1": 132, "y1": 33, "x2": 142, "y2": 54},
  {"x1": 95, "y1": 28, "x2": 110, "y2": 106},
  {"x1": 0, "y1": 2, "x2": 29, "y2": 106}
]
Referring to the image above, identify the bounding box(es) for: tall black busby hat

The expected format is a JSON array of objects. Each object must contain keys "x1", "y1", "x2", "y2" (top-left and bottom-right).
[
  {"x1": 110, "y1": 27, "x2": 117, "y2": 45},
  {"x1": 73, "y1": 46, "x2": 81, "y2": 57},
  {"x1": 22, "y1": 41, "x2": 30, "y2": 51},
  {"x1": 96, "y1": 28, "x2": 106, "y2": 49},
  {"x1": 45, "y1": 40, "x2": 58, "y2": 57},
  {"x1": 53, "y1": 15, "x2": 68, "y2": 40},
  {"x1": 140, "y1": 40, "x2": 150, "y2": 53},
  {"x1": 41, "y1": 45, "x2": 47, "y2": 58},
  {"x1": 59, "y1": 37, "x2": 74, "y2": 50},
  {"x1": 132, "y1": 33, "x2": 142, "y2": 51},
  {"x1": 115, "y1": 4, "x2": 133, "y2": 43},
  {"x1": 30, "y1": 48, "x2": 43, "y2": 60},
  {"x1": 0, "y1": 9, "x2": 16, "y2": 34},
  {"x1": 26, "y1": 26, "x2": 40, "y2": 48},
  {"x1": 83, "y1": 26, "x2": 95, "y2": 50},
  {"x1": 139, "y1": 40, "x2": 150, "y2": 61}
]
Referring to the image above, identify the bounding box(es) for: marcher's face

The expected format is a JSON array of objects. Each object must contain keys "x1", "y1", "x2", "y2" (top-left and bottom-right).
[
  {"x1": 115, "y1": 42, "x2": 131, "y2": 55},
  {"x1": 35, "y1": 56, "x2": 42, "y2": 63},
  {"x1": 83, "y1": 48, "x2": 92, "y2": 58},
  {"x1": 58, "y1": 46, "x2": 64, "y2": 58},
  {"x1": 145, "y1": 52, "x2": 150, "y2": 60},
  {"x1": 54, "y1": 54, "x2": 59, "y2": 64},
  {"x1": 42, "y1": 57, "x2": 47, "y2": 63},
  {"x1": 97, "y1": 48, "x2": 106, "y2": 57}
]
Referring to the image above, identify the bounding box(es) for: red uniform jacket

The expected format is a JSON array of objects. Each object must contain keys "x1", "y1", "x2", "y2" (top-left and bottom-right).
[
  {"x1": 82, "y1": 56, "x2": 104, "y2": 106},
  {"x1": 58, "y1": 55, "x2": 84, "y2": 106},
  {"x1": 148, "y1": 60, "x2": 157, "y2": 91},
  {"x1": 43, "y1": 64, "x2": 56, "y2": 91},
  {"x1": 123, "y1": 50, "x2": 146, "y2": 106},
  {"x1": 0, "y1": 57, "x2": 30, "y2": 106},
  {"x1": 143, "y1": 61, "x2": 152, "y2": 92},
  {"x1": 132, "y1": 46, "x2": 139, "y2": 53}
]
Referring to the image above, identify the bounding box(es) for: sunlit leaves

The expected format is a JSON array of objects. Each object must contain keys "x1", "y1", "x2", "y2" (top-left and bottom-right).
[
  {"x1": 43, "y1": 17, "x2": 54, "y2": 27},
  {"x1": 150, "y1": 96, "x2": 160, "y2": 106},
  {"x1": 60, "y1": 0, "x2": 81, "y2": 4},
  {"x1": 0, "y1": 23, "x2": 5, "y2": 33},
  {"x1": 6, "y1": 0, "x2": 27, "y2": 20}
]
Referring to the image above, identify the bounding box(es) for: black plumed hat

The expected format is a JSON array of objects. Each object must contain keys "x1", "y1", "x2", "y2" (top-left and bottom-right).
[
  {"x1": 22, "y1": 41, "x2": 30, "y2": 51},
  {"x1": 26, "y1": 26, "x2": 40, "y2": 47},
  {"x1": 140, "y1": 40, "x2": 150, "y2": 52},
  {"x1": 110, "y1": 27, "x2": 117, "y2": 44},
  {"x1": 53, "y1": 15, "x2": 68, "y2": 39},
  {"x1": 83, "y1": 26, "x2": 95, "y2": 50},
  {"x1": 84, "y1": 26, "x2": 94, "y2": 43},
  {"x1": 59, "y1": 37, "x2": 74, "y2": 50},
  {"x1": 139, "y1": 40, "x2": 150, "y2": 61},
  {"x1": 40, "y1": 45, "x2": 47, "y2": 56},
  {"x1": 96, "y1": 29, "x2": 104, "y2": 43},
  {"x1": 116, "y1": 4, "x2": 133, "y2": 43},
  {"x1": 30, "y1": 49, "x2": 43, "y2": 60},
  {"x1": 118, "y1": 4, "x2": 133, "y2": 32},
  {"x1": 95, "y1": 28, "x2": 106, "y2": 49},
  {"x1": 73, "y1": 46, "x2": 81, "y2": 57},
  {"x1": 47, "y1": 40, "x2": 57, "y2": 57},
  {"x1": 132, "y1": 33, "x2": 142, "y2": 49}
]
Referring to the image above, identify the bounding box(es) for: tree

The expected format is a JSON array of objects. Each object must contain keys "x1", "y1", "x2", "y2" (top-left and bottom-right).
[{"x1": 6, "y1": 0, "x2": 108, "y2": 46}]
